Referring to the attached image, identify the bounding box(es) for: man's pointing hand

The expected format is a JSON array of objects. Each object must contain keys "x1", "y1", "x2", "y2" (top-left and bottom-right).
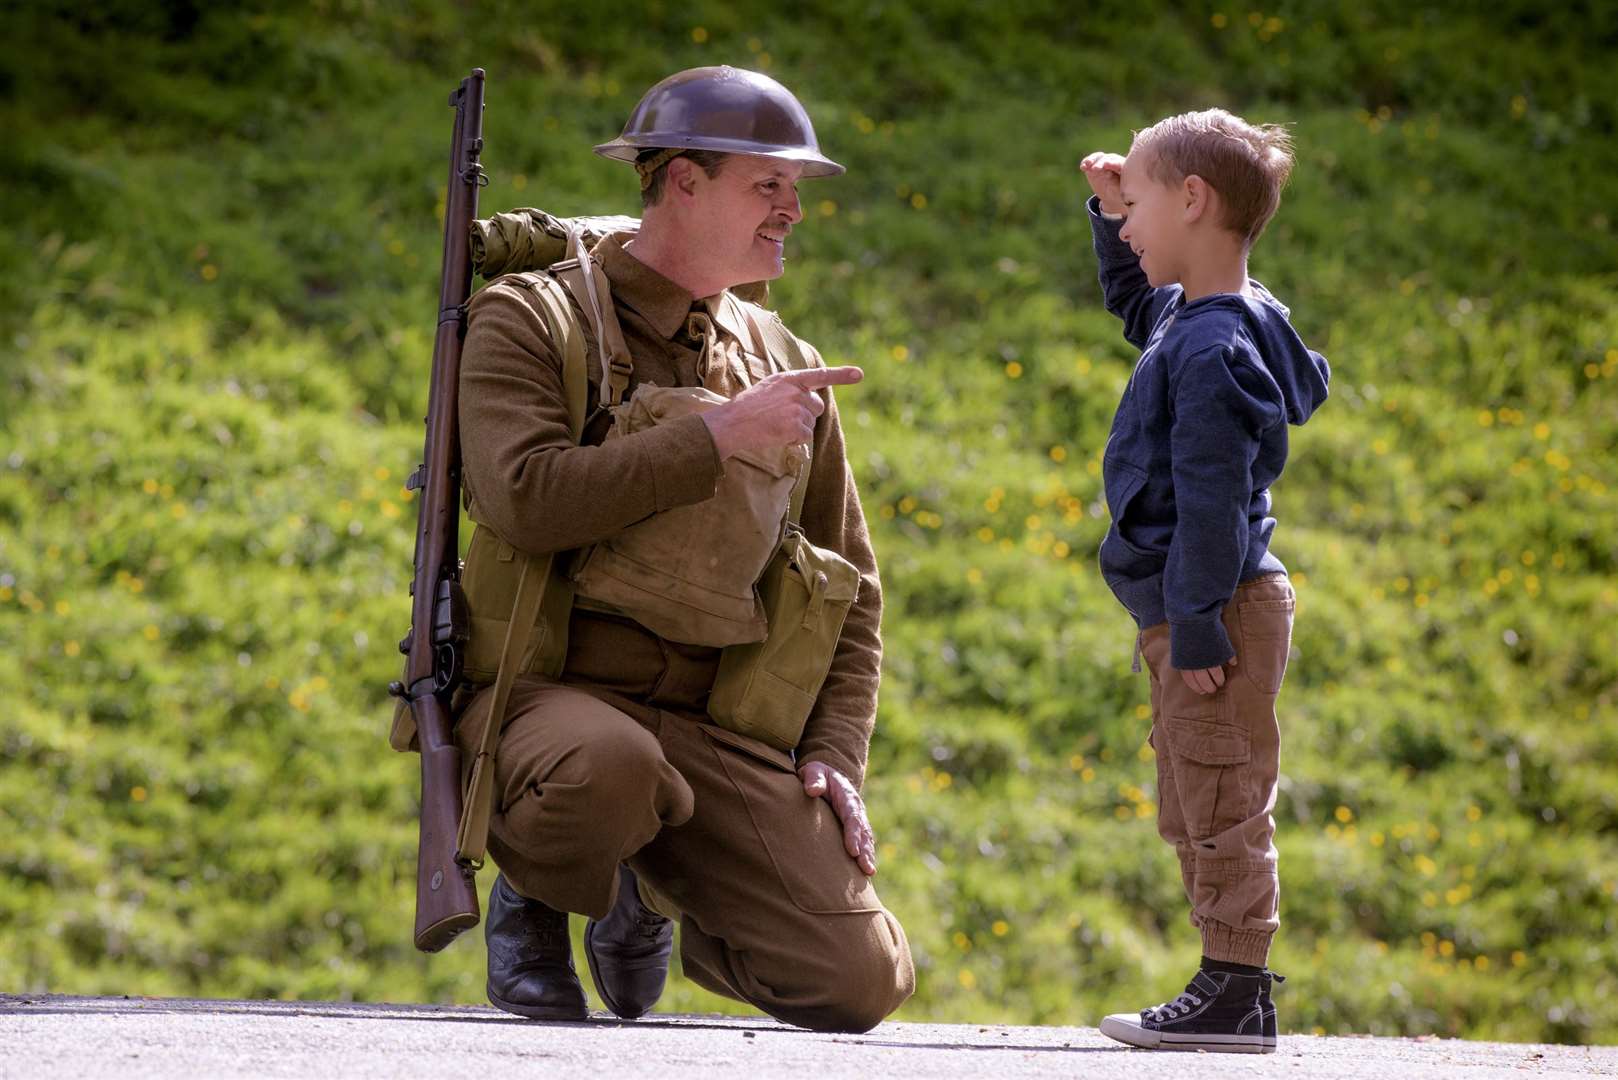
[{"x1": 702, "y1": 366, "x2": 863, "y2": 460}]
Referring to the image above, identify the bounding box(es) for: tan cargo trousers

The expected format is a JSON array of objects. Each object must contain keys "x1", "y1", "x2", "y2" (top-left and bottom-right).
[
  {"x1": 454, "y1": 610, "x2": 915, "y2": 1033},
  {"x1": 1140, "y1": 573, "x2": 1295, "y2": 968}
]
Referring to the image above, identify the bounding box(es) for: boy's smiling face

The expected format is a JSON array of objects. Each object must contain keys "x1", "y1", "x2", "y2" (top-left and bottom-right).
[{"x1": 1118, "y1": 149, "x2": 1188, "y2": 288}]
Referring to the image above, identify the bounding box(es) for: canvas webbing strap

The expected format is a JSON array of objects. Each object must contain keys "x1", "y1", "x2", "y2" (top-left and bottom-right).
[
  {"x1": 737, "y1": 300, "x2": 815, "y2": 526},
  {"x1": 559, "y1": 228, "x2": 634, "y2": 409},
  {"x1": 456, "y1": 273, "x2": 586, "y2": 866}
]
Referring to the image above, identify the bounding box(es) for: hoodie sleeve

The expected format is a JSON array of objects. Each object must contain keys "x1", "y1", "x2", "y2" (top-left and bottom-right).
[
  {"x1": 1087, "y1": 195, "x2": 1179, "y2": 350},
  {"x1": 1164, "y1": 346, "x2": 1284, "y2": 670}
]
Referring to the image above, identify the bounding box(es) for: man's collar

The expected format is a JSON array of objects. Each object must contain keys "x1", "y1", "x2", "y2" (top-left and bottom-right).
[
  {"x1": 595, "y1": 232, "x2": 692, "y2": 339},
  {"x1": 595, "y1": 232, "x2": 757, "y2": 346},
  {"x1": 702, "y1": 294, "x2": 755, "y2": 348}
]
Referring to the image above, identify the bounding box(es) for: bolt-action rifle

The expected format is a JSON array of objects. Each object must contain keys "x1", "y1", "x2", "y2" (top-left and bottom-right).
[{"x1": 388, "y1": 68, "x2": 488, "y2": 953}]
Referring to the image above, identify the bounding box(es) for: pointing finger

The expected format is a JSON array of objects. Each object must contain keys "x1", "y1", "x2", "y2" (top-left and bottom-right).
[{"x1": 779, "y1": 365, "x2": 863, "y2": 389}]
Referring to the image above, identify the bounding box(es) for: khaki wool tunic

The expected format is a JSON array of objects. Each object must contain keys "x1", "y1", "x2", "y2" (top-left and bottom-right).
[{"x1": 457, "y1": 232, "x2": 884, "y2": 789}]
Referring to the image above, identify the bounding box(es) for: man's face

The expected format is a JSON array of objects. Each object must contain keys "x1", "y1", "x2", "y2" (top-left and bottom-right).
[
  {"x1": 688, "y1": 155, "x2": 806, "y2": 288},
  {"x1": 1118, "y1": 150, "x2": 1187, "y2": 288}
]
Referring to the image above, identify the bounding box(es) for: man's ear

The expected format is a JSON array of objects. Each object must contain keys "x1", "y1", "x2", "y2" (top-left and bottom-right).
[
  {"x1": 1183, "y1": 174, "x2": 1213, "y2": 224},
  {"x1": 666, "y1": 156, "x2": 700, "y2": 202}
]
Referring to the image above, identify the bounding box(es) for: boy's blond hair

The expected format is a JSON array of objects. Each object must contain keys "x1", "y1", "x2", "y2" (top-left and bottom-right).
[{"x1": 1131, "y1": 109, "x2": 1294, "y2": 244}]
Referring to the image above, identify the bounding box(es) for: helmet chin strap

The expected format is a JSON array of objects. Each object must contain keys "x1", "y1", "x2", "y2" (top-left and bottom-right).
[{"x1": 634, "y1": 148, "x2": 685, "y2": 190}]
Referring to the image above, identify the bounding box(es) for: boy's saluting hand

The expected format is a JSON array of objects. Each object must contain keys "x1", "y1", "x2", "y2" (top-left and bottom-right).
[{"x1": 1080, "y1": 151, "x2": 1128, "y2": 216}]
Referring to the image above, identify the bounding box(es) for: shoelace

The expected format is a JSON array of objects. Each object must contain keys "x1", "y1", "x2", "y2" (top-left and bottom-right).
[{"x1": 1144, "y1": 989, "x2": 1203, "y2": 1022}]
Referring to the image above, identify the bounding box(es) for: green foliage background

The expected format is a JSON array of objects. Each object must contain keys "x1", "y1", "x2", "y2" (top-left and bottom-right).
[{"x1": 3, "y1": 0, "x2": 1616, "y2": 1044}]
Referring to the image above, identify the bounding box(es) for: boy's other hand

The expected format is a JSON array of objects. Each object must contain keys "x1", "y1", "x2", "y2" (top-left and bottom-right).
[
  {"x1": 1080, "y1": 151, "x2": 1127, "y2": 216},
  {"x1": 1180, "y1": 655, "x2": 1238, "y2": 695}
]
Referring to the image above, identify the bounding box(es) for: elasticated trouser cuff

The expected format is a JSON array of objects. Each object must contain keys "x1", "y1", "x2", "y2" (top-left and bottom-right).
[{"x1": 1201, "y1": 923, "x2": 1273, "y2": 968}]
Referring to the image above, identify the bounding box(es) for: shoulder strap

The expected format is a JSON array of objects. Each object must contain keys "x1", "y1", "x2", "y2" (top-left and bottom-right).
[
  {"x1": 554, "y1": 228, "x2": 635, "y2": 410},
  {"x1": 455, "y1": 272, "x2": 585, "y2": 867},
  {"x1": 735, "y1": 300, "x2": 817, "y2": 525}
]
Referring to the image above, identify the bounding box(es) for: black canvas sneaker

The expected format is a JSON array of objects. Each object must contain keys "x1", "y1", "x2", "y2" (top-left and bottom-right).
[{"x1": 1100, "y1": 967, "x2": 1284, "y2": 1053}]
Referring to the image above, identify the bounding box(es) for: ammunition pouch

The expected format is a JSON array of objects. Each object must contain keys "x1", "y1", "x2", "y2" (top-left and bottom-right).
[
  {"x1": 460, "y1": 525, "x2": 574, "y2": 684},
  {"x1": 706, "y1": 524, "x2": 860, "y2": 752}
]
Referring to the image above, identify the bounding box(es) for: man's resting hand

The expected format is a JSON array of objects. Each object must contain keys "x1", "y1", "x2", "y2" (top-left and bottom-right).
[
  {"x1": 798, "y1": 760, "x2": 877, "y2": 877},
  {"x1": 702, "y1": 366, "x2": 863, "y2": 461}
]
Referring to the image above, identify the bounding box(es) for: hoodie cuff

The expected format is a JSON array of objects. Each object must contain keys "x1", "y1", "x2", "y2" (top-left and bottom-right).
[
  {"x1": 1086, "y1": 193, "x2": 1125, "y2": 222},
  {"x1": 1169, "y1": 617, "x2": 1236, "y2": 672}
]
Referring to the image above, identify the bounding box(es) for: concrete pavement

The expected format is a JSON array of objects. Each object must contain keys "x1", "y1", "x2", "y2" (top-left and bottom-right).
[{"x1": 3, "y1": 995, "x2": 1614, "y2": 1079}]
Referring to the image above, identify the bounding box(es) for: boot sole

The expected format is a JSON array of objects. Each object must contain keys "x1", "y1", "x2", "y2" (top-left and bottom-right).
[
  {"x1": 1101, "y1": 1014, "x2": 1276, "y2": 1053},
  {"x1": 487, "y1": 981, "x2": 589, "y2": 1021}
]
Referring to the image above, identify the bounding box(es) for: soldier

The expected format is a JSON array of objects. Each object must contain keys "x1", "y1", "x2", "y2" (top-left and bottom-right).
[{"x1": 453, "y1": 67, "x2": 915, "y2": 1032}]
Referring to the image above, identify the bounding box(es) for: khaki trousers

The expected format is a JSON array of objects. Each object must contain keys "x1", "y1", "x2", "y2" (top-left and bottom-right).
[
  {"x1": 1141, "y1": 573, "x2": 1295, "y2": 967},
  {"x1": 455, "y1": 611, "x2": 914, "y2": 1033}
]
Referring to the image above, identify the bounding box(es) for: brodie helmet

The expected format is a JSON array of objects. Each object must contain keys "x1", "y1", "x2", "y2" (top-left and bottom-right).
[{"x1": 594, "y1": 65, "x2": 844, "y2": 179}]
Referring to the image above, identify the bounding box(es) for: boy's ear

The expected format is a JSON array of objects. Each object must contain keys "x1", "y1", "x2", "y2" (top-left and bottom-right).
[{"x1": 1183, "y1": 174, "x2": 1214, "y2": 225}]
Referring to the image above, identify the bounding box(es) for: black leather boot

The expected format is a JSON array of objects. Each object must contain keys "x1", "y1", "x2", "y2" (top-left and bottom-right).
[
  {"x1": 584, "y1": 865, "x2": 674, "y2": 1019},
  {"x1": 484, "y1": 873, "x2": 588, "y2": 1020}
]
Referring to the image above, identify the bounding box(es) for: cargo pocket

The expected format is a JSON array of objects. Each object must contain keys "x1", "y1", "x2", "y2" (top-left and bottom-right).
[
  {"x1": 703, "y1": 724, "x2": 882, "y2": 916},
  {"x1": 1162, "y1": 712, "x2": 1252, "y2": 841},
  {"x1": 1238, "y1": 596, "x2": 1295, "y2": 694}
]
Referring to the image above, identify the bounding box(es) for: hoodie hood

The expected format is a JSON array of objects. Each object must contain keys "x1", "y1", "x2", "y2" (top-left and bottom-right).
[{"x1": 1181, "y1": 284, "x2": 1331, "y2": 426}]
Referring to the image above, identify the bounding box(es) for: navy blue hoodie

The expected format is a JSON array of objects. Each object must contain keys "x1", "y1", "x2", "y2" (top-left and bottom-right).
[{"x1": 1088, "y1": 196, "x2": 1330, "y2": 670}]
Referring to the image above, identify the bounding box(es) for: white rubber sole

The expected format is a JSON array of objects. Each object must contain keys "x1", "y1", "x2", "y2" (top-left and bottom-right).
[{"x1": 1100, "y1": 1013, "x2": 1277, "y2": 1054}]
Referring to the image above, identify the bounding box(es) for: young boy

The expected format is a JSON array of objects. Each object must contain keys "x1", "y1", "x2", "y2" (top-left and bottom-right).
[{"x1": 1079, "y1": 109, "x2": 1330, "y2": 1053}]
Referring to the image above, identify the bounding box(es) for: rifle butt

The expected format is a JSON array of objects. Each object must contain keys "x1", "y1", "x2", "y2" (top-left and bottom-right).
[{"x1": 413, "y1": 722, "x2": 480, "y2": 952}]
